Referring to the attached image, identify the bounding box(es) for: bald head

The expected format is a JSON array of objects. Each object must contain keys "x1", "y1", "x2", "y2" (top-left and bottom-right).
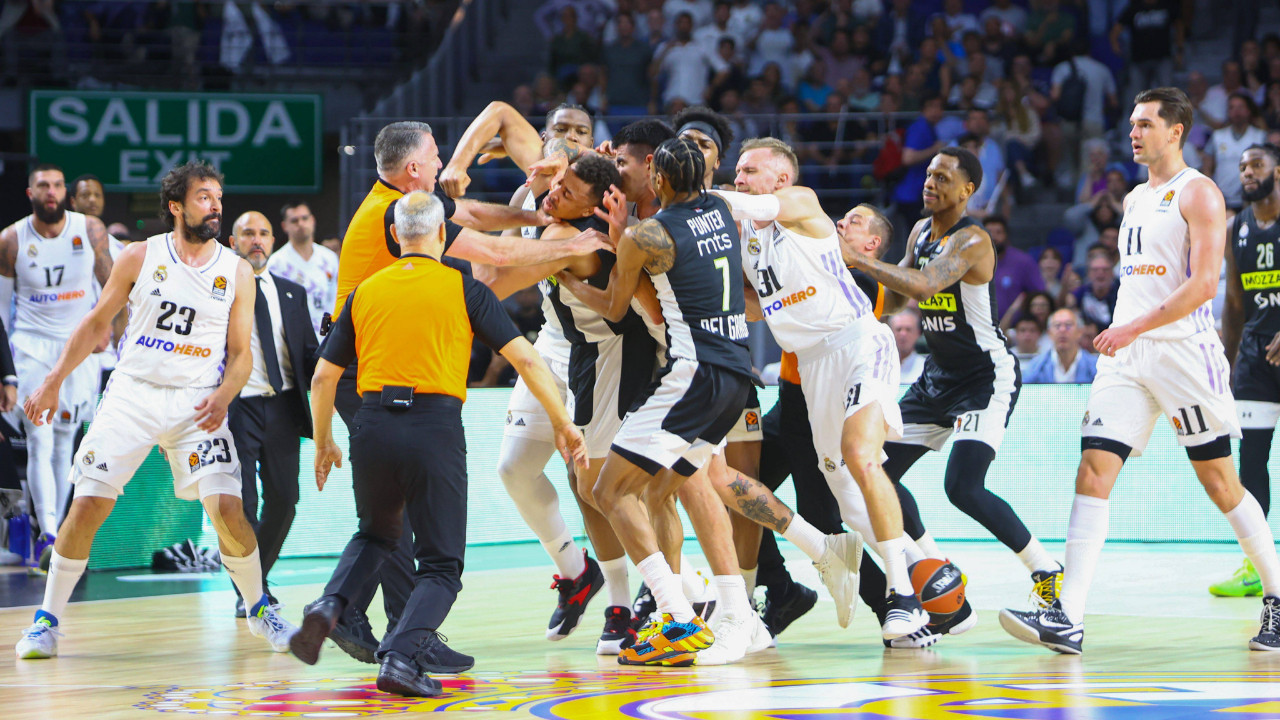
[
  {"x1": 390, "y1": 190, "x2": 447, "y2": 258},
  {"x1": 232, "y1": 211, "x2": 274, "y2": 272}
]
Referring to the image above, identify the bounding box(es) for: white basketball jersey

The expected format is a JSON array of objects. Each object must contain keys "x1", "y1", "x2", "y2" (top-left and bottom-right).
[
  {"x1": 266, "y1": 242, "x2": 338, "y2": 335},
  {"x1": 115, "y1": 234, "x2": 241, "y2": 388},
  {"x1": 13, "y1": 211, "x2": 96, "y2": 341},
  {"x1": 521, "y1": 191, "x2": 572, "y2": 365},
  {"x1": 1113, "y1": 167, "x2": 1216, "y2": 341},
  {"x1": 740, "y1": 219, "x2": 874, "y2": 352}
]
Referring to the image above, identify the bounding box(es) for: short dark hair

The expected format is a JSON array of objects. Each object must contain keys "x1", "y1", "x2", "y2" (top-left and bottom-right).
[
  {"x1": 70, "y1": 174, "x2": 102, "y2": 193},
  {"x1": 673, "y1": 106, "x2": 734, "y2": 155},
  {"x1": 1246, "y1": 143, "x2": 1280, "y2": 166},
  {"x1": 937, "y1": 146, "x2": 984, "y2": 190},
  {"x1": 856, "y1": 203, "x2": 894, "y2": 258},
  {"x1": 1015, "y1": 314, "x2": 1044, "y2": 333},
  {"x1": 613, "y1": 119, "x2": 676, "y2": 155},
  {"x1": 985, "y1": 214, "x2": 1008, "y2": 230},
  {"x1": 569, "y1": 154, "x2": 622, "y2": 205},
  {"x1": 653, "y1": 137, "x2": 706, "y2": 195},
  {"x1": 28, "y1": 162, "x2": 63, "y2": 185},
  {"x1": 280, "y1": 200, "x2": 311, "y2": 223},
  {"x1": 1229, "y1": 90, "x2": 1260, "y2": 120},
  {"x1": 159, "y1": 161, "x2": 223, "y2": 229},
  {"x1": 546, "y1": 102, "x2": 591, "y2": 130},
  {"x1": 1133, "y1": 86, "x2": 1194, "y2": 148}
]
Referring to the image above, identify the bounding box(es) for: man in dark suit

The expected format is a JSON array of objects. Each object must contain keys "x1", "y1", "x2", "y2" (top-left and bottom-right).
[{"x1": 228, "y1": 211, "x2": 320, "y2": 616}]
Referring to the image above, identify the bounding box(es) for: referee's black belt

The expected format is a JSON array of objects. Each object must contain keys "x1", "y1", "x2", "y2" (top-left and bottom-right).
[{"x1": 360, "y1": 390, "x2": 463, "y2": 412}]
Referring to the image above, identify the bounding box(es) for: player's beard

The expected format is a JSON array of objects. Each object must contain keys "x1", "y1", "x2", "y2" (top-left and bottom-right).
[
  {"x1": 185, "y1": 212, "x2": 222, "y2": 243},
  {"x1": 1243, "y1": 173, "x2": 1276, "y2": 204},
  {"x1": 31, "y1": 196, "x2": 66, "y2": 225}
]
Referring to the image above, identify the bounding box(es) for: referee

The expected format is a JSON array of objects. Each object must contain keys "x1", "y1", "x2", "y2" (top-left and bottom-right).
[{"x1": 289, "y1": 191, "x2": 587, "y2": 698}]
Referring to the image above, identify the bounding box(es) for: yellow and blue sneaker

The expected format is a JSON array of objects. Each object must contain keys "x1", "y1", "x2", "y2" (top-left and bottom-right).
[
  {"x1": 1210, "y1": 557, "x2": 1262, "y2": 597},
  {"x1": 618, "y1": 614, "x2": 714, "y2": 667}
]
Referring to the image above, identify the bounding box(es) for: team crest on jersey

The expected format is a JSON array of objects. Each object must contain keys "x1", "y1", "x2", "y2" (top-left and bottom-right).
[
  {"x1": 506, "y1": 410, "x2": 513, "y2": 425},
  {"x1": 212, "y1": 275, "x2": 227, "y2": 297},
  {"x1": 154, "y1": 265, "x2": 168, "y2": 283},
  {"x1": 747, "y1": 238, "x2": 761, "y2": 255},
  {"x1": 1240, "y1": 223, "x2": 1250, "y2": 240},
  {"x1": 1081, "y1": 411, "x2": 1090, "y2": 426},
  {"x1": 71, "y1": 235, "x2": 84, "y2": 252},
  {"x1": 82, "y1": 451, "x2": 94, "y2": 465},
  {"x1": 26, "y1": 244, "x2": 37, "y2": 257},
  {"x1": 823, "y1": 456, "x2": 837, "y2": 472}
]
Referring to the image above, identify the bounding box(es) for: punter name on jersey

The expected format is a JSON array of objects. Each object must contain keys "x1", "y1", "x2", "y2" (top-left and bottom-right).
[{"x1": 686, "y1": 210, "x2": 748, "y2": 341}]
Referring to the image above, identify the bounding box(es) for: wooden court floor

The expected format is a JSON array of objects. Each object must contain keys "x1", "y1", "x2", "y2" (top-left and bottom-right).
[{"x1": 3, "y1": 543, "x2": 1280, "y2": 719}]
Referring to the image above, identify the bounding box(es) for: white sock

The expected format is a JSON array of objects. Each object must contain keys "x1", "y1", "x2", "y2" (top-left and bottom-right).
[
  {"x1": 1060, "y1": 494, "x2": 1109, "y2": 625},
  {"x1": 1017, "y1": 536, "x2": 1059, "y2": 574},
  {"x1": 1226, "y1": 492, "x2": 1280, "y2": 598},
  {"x1": 541, "y1": 529, "x2": 585, "y2": 579},
  {"x1": 222, "y1": 547, "x2": 266, "y2": 612},
  {"x1": 902, "y1": 535, "x2": 926, "y2": 565},
  {"x1": 741, "y1": 566, "x2": 758, "y2": 595},
  {"x1": 880, "y1": 536, "x2": 913, "y2": 596},
  {"x1": 599, "y1": 556, "x2": 631, "y2": 608},
  {"x1": 39, "y1": 550, "x2": 88, "y2": 623},
  {"x1": 715, "y1": 574, "x2": 750, "y2": 618},
  {"x1": 916, "y1": 532, "x2": 944, "y2": 559},
  {"x1": 781, "y1": 515, "x2": 827, "y2": 562},
  {"x1": 637, "y1": 552, "x2": 695, "y2": 622},
  {"x1": 679, "y1": 555, "x2": 708, "y2": 602}
]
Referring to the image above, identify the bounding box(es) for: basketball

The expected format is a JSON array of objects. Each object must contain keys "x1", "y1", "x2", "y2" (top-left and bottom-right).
[{"x1": 910, "y1": 559, "x2": 966, "y2": 623}]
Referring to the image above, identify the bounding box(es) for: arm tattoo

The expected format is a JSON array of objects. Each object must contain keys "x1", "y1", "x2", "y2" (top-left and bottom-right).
[
  {"x1": 544, "y1": 137, "x2": 584, "y2": 163},
  {"x1": 86, "y1": 216, "x2": 113, "y2": 286},
  {"x1": 858, "y1": 229, "x2": 979, "y2": 299},
  {"x1": 728, "y1": 471, "x2": 794, "y2": 533},
  {"x1": 631, "y1": 219, "x2": 676, "y2": 274},
  {"x1": 0, "y1": 227, "x2": 15, "y2": 278}
]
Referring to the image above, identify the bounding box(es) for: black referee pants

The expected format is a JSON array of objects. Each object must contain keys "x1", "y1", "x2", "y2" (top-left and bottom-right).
[
  {"x1": 324, "y1": 394, "x2": 468, "y2": 657},
  {"x1": 334, "y1": 371, "x2": 417, "y2": 630}
]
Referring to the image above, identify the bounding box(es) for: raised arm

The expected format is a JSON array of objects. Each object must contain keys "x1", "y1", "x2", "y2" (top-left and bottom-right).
[
  {"x1": 556, "y1": 218, "x2": 672, "y2": 323},
  {"x1": 473, "y1": 221, "x2": 598, "y2": 299},
  {"x1": 713, "y1": 187, "x2": 835, "y2": 238},
  {"x1": 450, "y1": 198, "x2": 545, "y2": 231},
  {"x1": 446, "y1": 225, "x2": 607, "y2": 267},
  {"x1": 22, "y1": 241, "x2": 144, "y2": 425},
  {"x1": 846, "y1": 221, "x2": 987, "y2": 302},
  {"x1": 440, "y1": 101, "x2": 547, "y2": 196}
]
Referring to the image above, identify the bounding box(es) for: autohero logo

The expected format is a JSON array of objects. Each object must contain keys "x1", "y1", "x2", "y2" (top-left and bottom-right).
[
  {"x1": 1122, "y1": 263, "x2": 1167, "y2": 276},
  {"x1": 762, "y1": 286, "x2": 817, "y2": 316},
  {"x1": 134, "y1": 335, "x2": 212, "y2": 357},
  {"x1": 28, "y1": 289, "x2": 87, "y2": 303}
]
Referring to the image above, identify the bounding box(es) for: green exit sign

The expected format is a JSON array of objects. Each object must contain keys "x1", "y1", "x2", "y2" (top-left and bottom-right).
[{"x1": 29, "y1": 90, "x2": 322, "y2": 193}]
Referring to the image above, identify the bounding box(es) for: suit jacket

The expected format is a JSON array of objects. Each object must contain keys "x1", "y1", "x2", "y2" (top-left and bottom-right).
[
  {"x1": 258, "y1": 273, "x2": 320, "y2": 438},
  {"x1": 1023, "y1": 348, "x2": 1098, "y2": 384}
]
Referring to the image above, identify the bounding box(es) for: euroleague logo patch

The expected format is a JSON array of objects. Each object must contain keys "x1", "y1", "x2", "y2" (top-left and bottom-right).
[
  {"x1": 134, "y1": 671, "x2": 1280, "y2": 718},
  {"x1": 212, "y1": 275, "x2": 228, "y2": 298},
  {"x1": 744, "y1": 410, "x2": 760, "y2": 432}
]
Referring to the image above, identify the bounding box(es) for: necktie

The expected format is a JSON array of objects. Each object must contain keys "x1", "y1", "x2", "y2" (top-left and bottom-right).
[{"x1": 255, "y1": 276, "x2": 284, "y2": 393}]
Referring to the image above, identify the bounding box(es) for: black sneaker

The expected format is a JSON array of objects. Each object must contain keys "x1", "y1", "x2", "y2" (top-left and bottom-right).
[
  {"x1": 330, "y1": 603, "x2": 379, "y2": 665},
  {"x1": 413, "y1": 631, "x2": 474, "y2": 673},
  {"x1": 931, "y1": 598, "x2": 977, "y2": 636},
  {"x1": 630, "y1": 583, "x2": 657, "y2": 633},
  {"x1": 291, "y1": 596, "x2": 342, "y2": 665},
  {"x1": 596, "y1": 605, "x2": 637, "y2": 655},
  {"x1": 881, "y1": 590, "x2": 929, "y2": 640},
  {"x1": 377, "y1": 650, "x2": 443, "y2": 698},
  {"x1": 692, "y1": 598, "x2": 717, "y2": 624},
  {"x1": 1030, "y1": 565, "x2": 1064, "y2": 608},
  {"x1": 761, "y1": 581, "x2": 817, "y2": 637},
  {"x1": 999, "y1": 601, "x2": 1083, "y2": 655},
  {"x1": 1250, "y1": 596, "x2": 1280, "y2": 651},
  {"x1": 547, "y1": 552, "x2": 604, "y2": 641}
]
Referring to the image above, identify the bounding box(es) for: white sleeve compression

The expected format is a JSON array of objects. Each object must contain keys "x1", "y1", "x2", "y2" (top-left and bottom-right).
[{"x1": 711, "y1": 190, "x2": 781, "y2": 223}]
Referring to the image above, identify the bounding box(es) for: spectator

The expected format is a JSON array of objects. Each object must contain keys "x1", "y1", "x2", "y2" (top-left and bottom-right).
[
  {"x1": 548, "y1": 6, "x2": 598, "y2": 85},
  {"x1": 758, "y1": 62, "x2": 788, "y2": 105},
  {"x1": 955, "y1": 53, "x2": 998, "y2": 109},
  {"x1": 1068, "y1": 174, "x2": 1127, "y2": 267},
  {"x1": 817, "y1": 30, "x2": 862, "y2": 88},
  {"x1": 532, "y1": 72, "x2": 565, "y2": 115},
  {"x1": 1024, "y1": 308, "x2": 1098, "y2": 383},
  {"x1": 784, "y1": 20, "x2": 818, "y2": 89},
  {"x1": 796, "y1": 59, "x2": 834, "y2": 112},
  {"x1": 875, "y1": 0, "x2": 926, "y2": 73},
  {"x1": 696, "y1": 1, "x2": 740, "y2": 59},
  {"x1": 889, "y1": 309, "x2": 926, "y2": 384},
  {"x1": 1074, "y1": 138, "x2": 1112, "y2": 204},
  {"x1": 602, "y1": 0, "x2": 646, "y2": 45},
  {"x1": 1186, "y1": 71, "x2": 1223, "y2": 149},
  {"x1": 993, "y1": 80, "x2": 1042, "y2": 189},
  {"x1": 665, "y1": 0, "x2": 714, "y2": 32},
  {"x1": 1004, "y1": 290, "x2": 1055, "y2": 349},
  {"x1": 1024, "y1": 0, "x2": 1076, "y2": 67},
  {"x1": 747, "y1": 2, "x2": 792, "y2": 77},
  {"x1": 1111, "y1": 0, "x2": 1183, "y2": 98},
  {"x1": 1203, "y1": 92, "x2": 1268, "y2": 211},
  {"x1": 1264, "y1": 80, "x2": 1280, "y2": 130},
  {"x1": 812, "y1": 0, "x2": 855, "y2": 47},
  {"x1": 1050, "y1": 40, "x2": 1118, "y2": 190},
  {"x1": 892, "y1": 94, "x2": 946, "y2": 227},
  {"x1": 645, "y1": 7, "x2": 668, "y2": 48},
  {"x1": 568, "y1": 63, "x2": 605, "y2": 111},
  {"x1": 1012, "y1": 315, "x2": 1044, "y2": 365},
  {"x1": 1204, "y1": 60, "x2": 1245, "y2": 127},
  {"x1": 979, "y1": 16, "x2": 1016, "y2": 80},
  {"x1": 1241, "y1": 38, "x2": 1268, "y2": 103},
  {"x1": 511, "y1": 84, "x2": 536, "y2": 117},
  {"x1": 743, "y1": 77, "x2": 778, "y2": 114},
  {"x1": 990, "y1": 215, "x2": 1042, "y2": 317},
  {"x1": 981, "y1": 0, "x2": 1028, "y2": 38},
  {"x1": 651, "y1": 12, "x2": 725, "y2": 111},
  {"x1": 727, "y1": 0, "x2": 763, "y2": 43},
  {"x1": 847, "y1": 67, "x2": 880, "y2": 111},
  {"x1": 708, "y1": 38, "x2": 749, "y2": 110},
  {"x1": 321, "y1": 237, "x2": 342, "y2": 257},
  {"x1": 1038, "y1": 245, "x2": 1081, "y2": 310},
  {"x1": 847, "y1": 24, "x2": 886, "y2": 78},
  {"x1": 1079, "y1": 318, "x2": 1100, "y2": 355},
  {"x1": 1074, "y1": 253, "x2": 1120, "y2": 329},
  {"x1": 603, "y1": 12, "x2": 654, "y2": 116},
  {"x1": 935, "y1": 0, "x2": 979, "y2": 38}
]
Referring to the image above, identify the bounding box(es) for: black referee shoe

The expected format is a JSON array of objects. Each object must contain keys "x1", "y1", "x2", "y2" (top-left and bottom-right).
[
  {"x1": 412, "y1": 631, "x2": 474, "y2": 673},
  {"x1": 377, "y1": 651, "x2": 443, "y2": 697},
  {"x1": 330, "y1": 603, "x2": 380, "y2": 665},
  {"x1": 762, "y1": 581, "x2": 817, "y2": 637},
  {"x1": 291, "y1": 596, "x2": 342, "y2": 665}
]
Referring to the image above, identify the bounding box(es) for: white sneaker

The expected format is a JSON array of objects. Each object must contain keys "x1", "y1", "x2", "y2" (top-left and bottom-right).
[
  {"x1": 813, "y1": 532, "x2": 862, "y2": 628},
  {"x1": 16, "y1": 620, "x2": 59, "y2": 659},
  {"x1": 884, "y1": 627, "x2": 939, "y2": 649},
  {"x1": 247, "y1": 603, "x2": 298, "y2": 653},
  {"x1": 694, "y1": 611, "x2": 750, "y2": 666},
  {"x1": 746, "y1": 611, "x2": 772, "y2": 654}
]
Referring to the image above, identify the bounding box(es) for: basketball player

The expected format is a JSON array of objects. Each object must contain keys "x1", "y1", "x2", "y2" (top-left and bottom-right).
[
  {"x1": 67, "y1": 174, "x2": 126, "y2": 259},
  {"x1": 1000, "y1": 88, "x2": 1280, "y2": 654},
  {"x1": 1215, "y1": 144, "x2": 1280, "y2": 597},
  {"x1": 844, "y1": 147, "x2": 1064, "y2": 609},
  {"x1": 0, "y1": 164, "x2": 114, "y2": 559},
  {"x1": 267, "y1": 201, "x2": 338, "y2": 336},
  {"x1": 15, "y1": 161, "x2": 295, "y2": 660}
]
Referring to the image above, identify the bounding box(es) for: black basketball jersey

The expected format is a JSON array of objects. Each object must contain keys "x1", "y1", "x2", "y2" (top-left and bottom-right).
[
  {"x1": 539, "y1": 208, "x2": 645, "y2": 344},
  {"x1": 913, "y1": 216, "x2": 1011, "y2": 371},
  {"x1": 1231, "y1": 205, "x2": 1280, "y2": 338},
  {"x1": 650, "y1": 193, "x2": 753, "y2": 375}
]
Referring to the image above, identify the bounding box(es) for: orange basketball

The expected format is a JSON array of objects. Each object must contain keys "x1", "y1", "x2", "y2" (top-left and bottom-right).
[{"x1": 909, "y1": 558, "x2": 965, "y2": 623}]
